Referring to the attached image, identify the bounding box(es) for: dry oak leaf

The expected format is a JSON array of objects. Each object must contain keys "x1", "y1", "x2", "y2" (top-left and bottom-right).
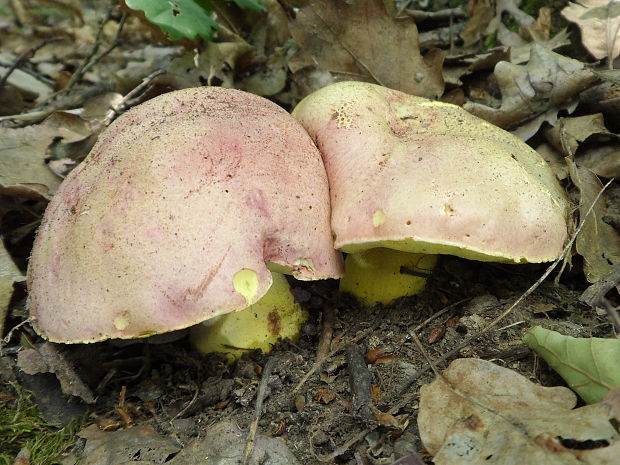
[
  {"x1": 567, "y1": 159, "x2": 620, "y2": 284},
  {"x1": 418, "y1": 358, "x2": 620, "y2": 465},
  {"x1": 0, "y1": 111, "x2": 92, "y2": 199},
  {"x1": 464, "y1": 44, "x2": 598, "y2": 138},
  {"x1": 544, "y1": 114, "x2": 620, "y2": 178},
  {"x1": 562, "y1": 0, "x2": 620, "y2": 62},
  {"x1": 289, "y1": 0, "x2": 444, "y2": 98}
]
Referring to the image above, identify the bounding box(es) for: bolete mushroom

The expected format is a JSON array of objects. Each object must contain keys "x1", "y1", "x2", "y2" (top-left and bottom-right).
[
  {"x1": 27, "y1": 87, "x2": 343, "y2": 352},
  {"x1": 292, "y1": 81, "x2": 570, "y2": 305}
]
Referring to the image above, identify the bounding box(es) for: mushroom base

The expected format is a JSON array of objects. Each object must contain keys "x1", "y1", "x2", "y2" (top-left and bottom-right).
[
  {"x1": 339, "y1": 248, "x2": 438, "y2": 306},
  {"x1": 189, "y1": 272, "x2": 307, "y2": 362}
]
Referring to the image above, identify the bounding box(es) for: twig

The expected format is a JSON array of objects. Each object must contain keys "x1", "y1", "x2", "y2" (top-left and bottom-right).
[
  {"x1": 1, "y1": 317, "x2": 33, "y2": 348},
  {"x1": 293, "y1": 322, "x2": 378, "y2": 393},
  {"x1": 0, "y1": 81, "x2": 112, "y2": 125},
  {"x1": 295, "y1": 298, "x2": 469, "y2": 394},
  {"x1": 38, "y1": 8, "x2": 125, "y2": 107},
  {"x1": 75, "y1": 13, "x2": 127, "y2": 87},
  {"x1": 345, "y1": 343, "x2": 374, "y2": 423},
  {"x1": 0, "y1": 38, "x2": 62, "y2": 89},
  {"x1": 115, "y1": 385, "x2": 134, "y2": 427},
  {"x1": 405, "y1": 7, "x2": 466, "y2": 23},
  {"x1": 170, "y1": 382, "x2": 200, "y2": 421},
  {"x1": 315, "y1": 304, "x2": 335, "y2": 362},
  {"x1": 102, "y1": 69, "x2": 166, "y2": 126},
  {"x1": 411, "y1": 297, "x2": 471, "y2": 334},
  {"x1": 63, "y1": 9, "x2": 112, "y2": 92},
  {"x1": 244, "y1": 357, "x2": 277, "y2": 465},
  {"x1": 410, "y1": 331, "x2": 440, "y2": 378}
]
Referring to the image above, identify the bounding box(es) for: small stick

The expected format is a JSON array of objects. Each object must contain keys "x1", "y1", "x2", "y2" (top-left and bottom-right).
[
  {"x1": 62, "y1": 9, "x2": 112, "y2": 92},
  {"x1": 294, "y1": 298, "x2": 469, "y2": 394},
  {"x1": 293, "y1": 323, "x2": 378, "y2": 393},
  {"x1": 38, "y1": 8, "x2": 125, "y2": 107},
  {"x1": 0, "y1": 38, "x2": 62, "y2": 88},
  {"x1": 115, "y1": 385, "x2": 134, "y2": 427},
  {"x1": 243, "y1": 357, "x2": 276, "y2": 465},
  {"x1": 315, "y1": 305, "x2": 335, "y2": 362},
  {"x1": 170, "y1": 382, "x2": 200, "y2": 421},
  {"x1": 345, "y1": 343, "x2": 374, "y2": 423},
  {"x1": 102, "y1": 68, "x2": 166, "y2": 126},
  {"x1": 74, "y1": 13, "x2": 127, "y2": 86}
]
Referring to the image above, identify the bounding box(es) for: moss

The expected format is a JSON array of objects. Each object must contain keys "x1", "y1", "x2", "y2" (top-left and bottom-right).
[
  {"x1": 484, "y1": 31, "x2": 498, "y2": 50},
  {"x1": 0, "y1": 383, "x2": 82, "y2": 465}
]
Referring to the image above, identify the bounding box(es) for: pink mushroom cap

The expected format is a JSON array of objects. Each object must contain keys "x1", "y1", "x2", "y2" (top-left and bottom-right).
[
  {"x1": 28, "y1": 87, "x2": 343, "y2": 343},
  {"x1": 293, "y1": 82, "x2": 570, "y2": 264}
]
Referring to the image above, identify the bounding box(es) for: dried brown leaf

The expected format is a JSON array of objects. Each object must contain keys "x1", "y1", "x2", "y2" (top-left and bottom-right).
[
  {"x1": 545, "y1": 114, "x2": 609, "y2": 156},
  {"x1": 536, "y1": 143, "x2": 569, "y2": 180},
  {"x1": 158, "y1": 41, "x2": 253, "y2": 90},
  {"x1": 562, "y1": 0, "x2": 620, "y2": 62},
  {"x1": 17, "y1": 342, "x2": 95, "y2": 403},
  {"x1": 464, "y1": 45, "x2": 598, "y2": 137},
  {"x1": 314, "y1": 387, "x2": 337, "y2": 404},
  {"x1": 78, "y1": 424, "x2": 181, "y2": 465},
  {"x1": 418, "y1": 358, "x2": 620, "y2": 465},
  {"x1": 544, "y1": 114, "x2": 620, "y2": 178},
  {"x1": 579, "y1": 147, "x2": 620, "y2": 178},
  {"x1": 567, "y1": 160, "x2": 620, "y2": 283},
  {"x1": 289, "y1": 0, "x2": 444, "y2": 98},
  {"x1": 1, "y1": 242, "x2": 24, "y2": 337},
  {"x1": 0, "y1": 112, "x2": 92, "y2": 199},
  {"x1": 459, "y1": 0, "x2": 495, "y2": 46}
]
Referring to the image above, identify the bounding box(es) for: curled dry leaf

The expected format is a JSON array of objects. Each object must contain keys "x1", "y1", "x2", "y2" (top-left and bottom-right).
[
  {"x1": 544, "y1": 114, "x2": 620, "y2": 178},
  {"x1": 289, "y1": 0, "x2": 444, "y2": 98},
  {"x1": 418, "y1": 358, "x2": 620, "y2": 465},
  {"x1": 545, "y1": 114, "x2": 609, "y2": 156},
  {"x1": 464, "y1": 45, "x2": 598, "y2": 138}
]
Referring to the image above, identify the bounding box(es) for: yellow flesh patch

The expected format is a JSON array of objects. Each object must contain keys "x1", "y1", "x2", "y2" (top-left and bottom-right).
[
  {"x1": 372, "y1": 209, "x2": 387, "y2": 227},
  {"x1": 113, "y1": 312, "x2": 130, "y2": 331},
  {"x1": 232, "y1": 268, "x2": 260, "y2": 305}
]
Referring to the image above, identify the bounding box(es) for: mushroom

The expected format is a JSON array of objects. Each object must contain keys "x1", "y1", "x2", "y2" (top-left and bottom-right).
[
  {"x1": 27, "y1": 87, "x2": 343, "y2": 349},
  {"x1": 292, "y1": 81, "x2": 570, "y2": 305}
]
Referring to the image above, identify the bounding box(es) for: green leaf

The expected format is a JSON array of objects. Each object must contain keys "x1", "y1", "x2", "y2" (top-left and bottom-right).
[
  {"x1": 232, "y1": 0, "x2": 265, "y2": 12},
  {"x1": 125, "y1": 0, "x2": 218, "y2": 41},
  {"x1": 523, "y1": 325, "x2": 620, "y2": 404}
]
